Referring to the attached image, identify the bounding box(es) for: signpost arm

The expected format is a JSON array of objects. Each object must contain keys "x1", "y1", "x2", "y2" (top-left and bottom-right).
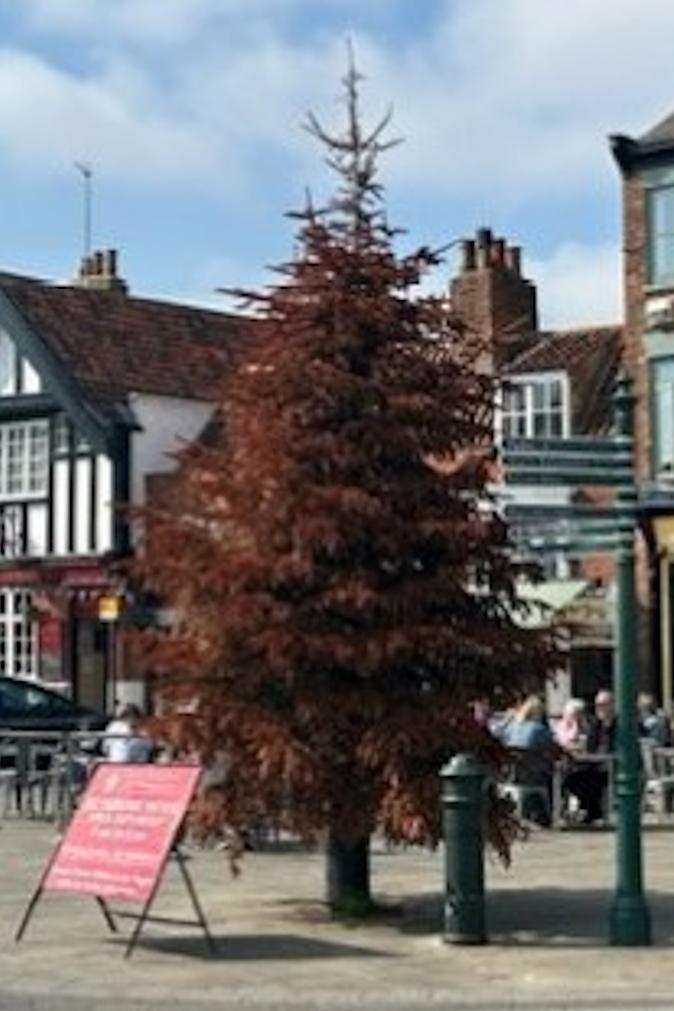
[{"x1": 609, "y1": 374, "x2": 651, "y2": 946}]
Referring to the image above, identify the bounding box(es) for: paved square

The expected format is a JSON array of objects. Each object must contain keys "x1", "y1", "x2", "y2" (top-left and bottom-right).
[{"x1": 2, "y1": 820, "x2": 674, "y2": 1009}]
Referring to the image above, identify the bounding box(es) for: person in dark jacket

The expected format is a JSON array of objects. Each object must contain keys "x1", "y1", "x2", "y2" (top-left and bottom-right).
[{"x1": 564, "y1": 689, "x2": 615, "y2": 824}]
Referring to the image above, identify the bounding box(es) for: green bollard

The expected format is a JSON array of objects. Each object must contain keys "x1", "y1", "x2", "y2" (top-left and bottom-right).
[{"x1": 441, "y1": 753, "x2": 487, "y2": 944}]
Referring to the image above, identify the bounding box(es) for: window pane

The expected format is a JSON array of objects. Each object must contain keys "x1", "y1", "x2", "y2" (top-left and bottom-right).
[
  {"x1": 549, "y1": 380, "x2": 562, "y2": 409},
  {"x1": 653, "y1": 237, "x2": 674, "y2": 287},
  {"x1": 53, "y1": 415, "x2": 70, "y2": 456},
  {"x1": 533, "y1": 412, "x2": 547, "y2": 437},
  {"x1": 0, "y1": 589, "x2": 37, "y2": 678},
  {"x1": 0, "y1": 421, "x2": 48, "y2": 499},
  {"x1": 650, "y1": 187, "x2": 674, "y2": 286},
  {"x1": 532, "y1": 383, "x2": 546, "y2": 410},
  {"x1": 549, "y1": 412, "x2": 563, "y2": 437},
  {"x1": 504, "y1": 385, "x2": 525, "y2": 412},
  {"x1": 652, "y1": 187, "x2": 674, "y2": 232},
  {"x1": 654, "y1": 368, "x2": 674, "y2": 471}
]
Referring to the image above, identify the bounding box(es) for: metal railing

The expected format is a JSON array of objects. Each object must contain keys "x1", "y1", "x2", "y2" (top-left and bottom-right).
[{"x1": 0, "y1": 729, "x2": 145, "y2": 823}]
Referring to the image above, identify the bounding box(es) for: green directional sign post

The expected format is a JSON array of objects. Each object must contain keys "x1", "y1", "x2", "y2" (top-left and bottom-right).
[
  {"x1": 502, "y1": 373, "x2": 651, "y2": 947},
  {"x1": 609, "y1": 378, "x2": 651, "y2": 947}
]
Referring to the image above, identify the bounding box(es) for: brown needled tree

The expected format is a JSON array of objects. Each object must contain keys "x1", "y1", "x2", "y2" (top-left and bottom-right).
[{"x1": 136, "y1": 57, "x2": 555, "y2": 913}]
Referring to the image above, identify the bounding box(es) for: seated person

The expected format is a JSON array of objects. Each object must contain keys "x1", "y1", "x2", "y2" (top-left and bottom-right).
[
  {"x1": 637, "y1": 692, "x2": 671, "y2": 747},
  {"x1": 553, "y1": 698, "x2": 588, "y2": 753},
  {"x1": 499, "y1": 694, "x2": 554, "y2": 751},
  {"x1": 564, "y1": 689, "x2": 614, "y2": 824},
  {"x1": 500, "y1": 695, "x2": 558, "y2": 825},
  {"x1": 103, "y1": 704, "x2": 153, "y2": 763}
]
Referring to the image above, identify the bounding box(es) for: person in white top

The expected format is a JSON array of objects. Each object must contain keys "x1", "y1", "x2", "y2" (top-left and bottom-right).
[{"x1": 102, "y1": 704, "x2": 153, "y2": 763}]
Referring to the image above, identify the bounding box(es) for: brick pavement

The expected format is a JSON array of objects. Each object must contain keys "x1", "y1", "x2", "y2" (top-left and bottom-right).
[{"x1": 2, "y1": 820, "x2": 674, "y2": 1009}]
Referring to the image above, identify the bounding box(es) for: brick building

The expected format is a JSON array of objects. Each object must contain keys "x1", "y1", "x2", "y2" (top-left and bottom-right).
[
  {"x1": 612, "y1": 112, "x2": 674, "y2": 712},
  {"x1": 449, "y1": 227, "x2": 622, "y2": 703},
  {"x1": 0, "y1": 250, "x2": 248, "y2": 713}
]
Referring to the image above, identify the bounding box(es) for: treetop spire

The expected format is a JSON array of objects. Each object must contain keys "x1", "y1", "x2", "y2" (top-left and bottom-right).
[{"x1": 303, "y1": 46, "x2": 401, "y2": 227}]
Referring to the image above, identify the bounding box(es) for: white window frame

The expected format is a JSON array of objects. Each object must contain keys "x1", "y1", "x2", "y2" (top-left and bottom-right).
[
  {"x1": 0, "y1": 420, "x2": 49, "y2": 501},
  {"x1": 498, "y1": 371, "x2": 570, "y2": 441},
  {"x1": 0, "y1": 589, "x2": 38, "y2": 678}
]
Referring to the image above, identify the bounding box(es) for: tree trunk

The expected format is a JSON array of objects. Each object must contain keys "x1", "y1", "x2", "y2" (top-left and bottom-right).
[{"x1": 326, "y1": 831, "x2": 372, "y2": 914}]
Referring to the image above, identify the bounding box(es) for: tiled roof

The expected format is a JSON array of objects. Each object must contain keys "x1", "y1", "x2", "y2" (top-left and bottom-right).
[
  {"x1": 503, "y1": 325, "x2": 622, "y2": 434},
  {"x1": 0, "y1": 279, "x2": 251, "y2": 420}
]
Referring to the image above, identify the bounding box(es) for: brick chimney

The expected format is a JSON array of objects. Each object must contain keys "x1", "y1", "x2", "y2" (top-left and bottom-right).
[
  {"x1": 74, "y1": 248, "x2": 128, "y2": 294},
  {"x1": 449, "y1": 228, "x2": 537, "y2": 368}
]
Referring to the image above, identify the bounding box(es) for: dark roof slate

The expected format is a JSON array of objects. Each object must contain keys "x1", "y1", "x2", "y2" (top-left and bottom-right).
[{"x1": 0, "y1": 279, "x2": 251, "y2": 422}]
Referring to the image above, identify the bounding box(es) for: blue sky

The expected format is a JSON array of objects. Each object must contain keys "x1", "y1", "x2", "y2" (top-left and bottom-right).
[{"x1": 0, "y1": 0, "x2": 673, "y2": 326}]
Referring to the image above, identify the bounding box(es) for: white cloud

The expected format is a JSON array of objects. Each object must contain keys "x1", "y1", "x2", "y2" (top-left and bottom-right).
[
  {"x1": 23, "y1": 0, "x2": 220, "y2": 45},
  {"x1": 527, "y1": 242, "x2": 621, "y2": 329},
  {"x1": 341, "y1": 0, "x2": 674, "y2": 195},
  {"x1": 0, "y1": 49, "x2": 222, "y2": 184},
  {"x1": 22, "y1": 0, "x2": 383, "y2": 46},
  {"x1": 7, "y1": 0, "x2": 674, "y2": 198},
  {"x1": 0, "y1": 0, "x2": 670, "y2": 323}
]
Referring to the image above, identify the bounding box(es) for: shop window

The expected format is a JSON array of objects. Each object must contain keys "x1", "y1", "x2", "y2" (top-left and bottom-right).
[{"x1": 0, "y1": 589, "x2": 37, "y2": 678}]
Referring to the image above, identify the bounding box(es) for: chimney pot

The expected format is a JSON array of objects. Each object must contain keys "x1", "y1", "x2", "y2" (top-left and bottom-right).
[
  {"x1": 104, "y1": 248, "x2": 118, "y2": 276},
  {"x1": 505, "y1": 245, "x2": 521, "y2": 275},
  {"x1": 73, "y1": 247, "x2": 127, "y2": 293},
  {"x1": 460, "y1": 239, "x2": 476, "y2": 272},
  {"x1": 490, "y1": 238, "x2": 506, "y2": 266},
  {"x1": 475, "y1": 244, "x2": 490, "y2": 270},
  {"x1": 476, "y1": 227, "x2": 492, "y2": 248}
]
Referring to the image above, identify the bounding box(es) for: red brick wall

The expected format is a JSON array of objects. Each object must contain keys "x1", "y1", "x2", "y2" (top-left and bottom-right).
[
  {"x1": 621, "y1": 170, "x2": 657, "y2": 684},
  {"x1": 449, "y1": 230, "x2": 537, "y2": 368},
  {"x1": 622, "y1": 174, "x2": 650, "y2": 479}
]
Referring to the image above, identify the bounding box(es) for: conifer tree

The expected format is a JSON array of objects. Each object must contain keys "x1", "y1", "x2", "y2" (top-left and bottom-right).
[{"x1": 137, "y1": 58, "x2": 554, "y2": 910}]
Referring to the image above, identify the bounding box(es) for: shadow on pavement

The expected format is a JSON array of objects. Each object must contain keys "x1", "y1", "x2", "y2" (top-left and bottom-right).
[
  {"x1": 382, "y1": 887, "x2": 674, "y2": 947},
  {"x1": 110, "y1": 932, "x2": 393, "y2": 960}
]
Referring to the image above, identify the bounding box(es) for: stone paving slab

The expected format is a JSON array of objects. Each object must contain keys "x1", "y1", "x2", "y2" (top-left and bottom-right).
[{"x1": 3, "y1": 820, "x2": 674, "y2": 1009}]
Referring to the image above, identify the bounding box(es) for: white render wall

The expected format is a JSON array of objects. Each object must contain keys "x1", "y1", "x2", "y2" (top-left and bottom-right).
[{"x1": 129, "y1": 392, "x2": 214, "y2": 508}]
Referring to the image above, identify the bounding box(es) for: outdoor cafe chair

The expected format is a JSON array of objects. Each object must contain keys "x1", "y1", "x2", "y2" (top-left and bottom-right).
[
  {"x1": 0, "y1": 739, "x2": 18, "y2": 816},
  {"x1": 22, "y1": 741, "x2": 60, "y2": 818},
  {"x1": 641, "y1": 740, "x2": 674, "y2": 820},
  {"x1": 499, "y1": 747, "x2": 553, "y2": 827}
]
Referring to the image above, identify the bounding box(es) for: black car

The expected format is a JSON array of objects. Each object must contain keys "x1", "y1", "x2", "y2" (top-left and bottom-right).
[{"x1": 0, "y1": 676, "x2": 107, "y2": 732}]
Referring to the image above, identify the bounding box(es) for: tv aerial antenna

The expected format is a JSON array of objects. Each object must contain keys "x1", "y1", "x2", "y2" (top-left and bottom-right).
[{"x1": 73, "y1": 161, "x2": 93, "y2": 258}]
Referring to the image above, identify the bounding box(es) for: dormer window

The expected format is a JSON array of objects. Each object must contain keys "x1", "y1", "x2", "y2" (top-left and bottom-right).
[{"x1": 501, "y1": 373, "x2": 568, "y2": 440}]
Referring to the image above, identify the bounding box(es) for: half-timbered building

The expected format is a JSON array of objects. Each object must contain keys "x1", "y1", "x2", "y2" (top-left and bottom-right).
[{"x1": 0, "y1": 249, "x2": 246, "y2": 712}]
